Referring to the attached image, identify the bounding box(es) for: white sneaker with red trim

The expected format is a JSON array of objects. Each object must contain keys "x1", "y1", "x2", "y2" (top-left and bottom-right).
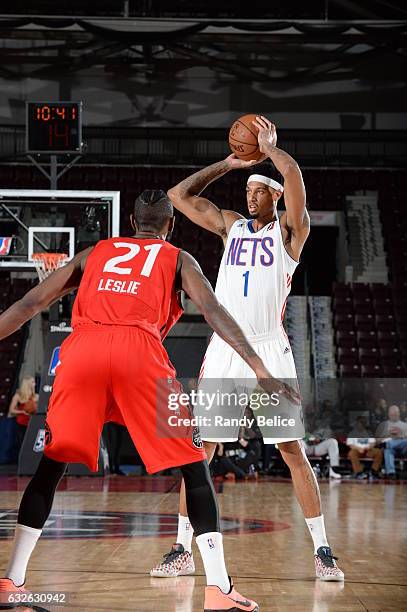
[
  {"x1": 314, "y1": 546, "x2": 345, "y2": 581},
  {"x1": 150, "y1": 543, "x2": 195, "y2": 578}
]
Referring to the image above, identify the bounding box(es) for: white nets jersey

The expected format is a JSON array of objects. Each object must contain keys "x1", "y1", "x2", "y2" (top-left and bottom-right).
[
  {"x1": 214, "y1": 216, "x2": 298, "y2": 337},
  {"x1": 197, "y1": 216, "x2": 304, "y2": 444}
]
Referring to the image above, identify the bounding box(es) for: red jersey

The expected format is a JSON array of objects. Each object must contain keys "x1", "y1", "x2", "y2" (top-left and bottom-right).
[
  {"x1": 16, "y1": 399, "x2": 37, "y2": 426},
  {"x1": 72, "y1": 237, "x2": 183, "y2": 340}
]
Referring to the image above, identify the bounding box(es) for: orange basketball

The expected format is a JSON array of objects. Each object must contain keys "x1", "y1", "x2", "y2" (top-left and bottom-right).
[{"x1": 228, "y1": 114, "x2": 262, "y2": 161}]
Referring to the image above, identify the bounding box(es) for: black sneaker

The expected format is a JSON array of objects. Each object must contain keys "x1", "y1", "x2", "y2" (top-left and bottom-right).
[{"x1": 355, "y1": 471, "x2": 368, "y2": 480}]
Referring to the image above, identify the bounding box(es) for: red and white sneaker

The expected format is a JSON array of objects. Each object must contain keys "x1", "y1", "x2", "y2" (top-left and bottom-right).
[
  {"x1": 150, "y1": 543, "x2": 195, "y2": 578},
  {"x1": 204, "y1": 578, "x2": 259, "y2": 611},
  {"x1": 314, "y1": 546, "x2": 345, "y2": 581},
  {"x1": 0, "y1": 578, "x2": 28, "y2": 609}
]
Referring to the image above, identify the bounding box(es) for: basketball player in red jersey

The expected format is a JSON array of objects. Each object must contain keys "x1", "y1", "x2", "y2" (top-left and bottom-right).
[
  {"x1": 152, "y1": 117, "x2": 344, "y2": 582},
  {"x1": 0, "y1": 189, "x2": 299, "y2": 612}
]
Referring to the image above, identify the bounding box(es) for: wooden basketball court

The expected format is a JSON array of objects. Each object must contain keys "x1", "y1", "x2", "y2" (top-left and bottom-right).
[{"x1": 0, "y1": 476, "x2": 406, "y2": 611}]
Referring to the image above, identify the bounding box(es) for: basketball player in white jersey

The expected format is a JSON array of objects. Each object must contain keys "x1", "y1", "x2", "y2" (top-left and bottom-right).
[{"x1": 151, "y1": 116, "x2": 344, "y2": 582}]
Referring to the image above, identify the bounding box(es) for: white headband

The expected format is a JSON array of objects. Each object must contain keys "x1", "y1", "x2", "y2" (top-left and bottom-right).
[{"x1": 247, "y1": 174, "x2": 284, "y2": 193}]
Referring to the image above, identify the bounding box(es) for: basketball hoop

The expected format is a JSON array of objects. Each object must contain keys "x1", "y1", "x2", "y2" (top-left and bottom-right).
[{"x1": 32, "y1": 252, "x2": 68, "y2": 283}]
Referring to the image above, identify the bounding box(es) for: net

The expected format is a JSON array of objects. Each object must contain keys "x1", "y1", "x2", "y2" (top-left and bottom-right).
[{"x1": 32, "y1": 252, "x2": 68, "y2": 282}]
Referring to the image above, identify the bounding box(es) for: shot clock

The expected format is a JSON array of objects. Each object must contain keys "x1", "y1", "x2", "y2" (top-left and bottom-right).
[{"x1": 26, "y1": 102, "x2": 83, "y2": 154}]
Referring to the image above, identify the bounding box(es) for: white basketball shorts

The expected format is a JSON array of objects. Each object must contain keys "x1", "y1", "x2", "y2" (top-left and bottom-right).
[{"x1": 195, "y1": 329, "x2": 305, "y2": 444}]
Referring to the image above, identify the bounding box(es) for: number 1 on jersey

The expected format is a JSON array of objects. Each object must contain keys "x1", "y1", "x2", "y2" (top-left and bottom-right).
[{"x1": 242, "y1": 271, "x2": 250, "y2": 297}]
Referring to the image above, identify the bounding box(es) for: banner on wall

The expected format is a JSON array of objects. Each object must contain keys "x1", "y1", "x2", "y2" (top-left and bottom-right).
[
  {"x1": 309, "y1": 211, "x2": 338, "y2": 226},
  {"x1": 278, "y1": 211, "x2": 338, "y2": 226}
]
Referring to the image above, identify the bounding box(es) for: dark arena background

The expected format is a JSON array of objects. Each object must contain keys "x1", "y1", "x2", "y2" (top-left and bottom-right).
[{"x1": 0, "y1": 2, "x2": 406, "y2": 611}]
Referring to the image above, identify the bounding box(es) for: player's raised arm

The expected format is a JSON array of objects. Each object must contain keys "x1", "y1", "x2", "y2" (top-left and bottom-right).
[
  {"x1": 253, "y1": 116, "x2": 310, "y2": 261},
  {"x1": 179, "y1": 250, "x2": 300, "y2": 402},
  {"x1": 0, "y1": 247, "x2": 92, "y2": 341},
  {"x1": 168, "y1": 155, "x2": 258, "y2": 243}
]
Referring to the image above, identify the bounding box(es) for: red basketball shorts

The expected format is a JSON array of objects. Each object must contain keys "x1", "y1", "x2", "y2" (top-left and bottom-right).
[{"x1": 44, "y1": 324, "x2": 206, "y2": 473}]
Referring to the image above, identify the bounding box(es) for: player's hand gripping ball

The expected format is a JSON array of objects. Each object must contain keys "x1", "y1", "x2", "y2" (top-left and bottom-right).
[{"x1": 251, "y1": 115, "x2": 277, "y2": 152}]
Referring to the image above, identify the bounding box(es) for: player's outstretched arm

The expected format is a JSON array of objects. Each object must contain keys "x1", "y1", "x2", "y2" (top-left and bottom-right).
[
  {"x1": 168, "y1": 155, "x2": 258, "y2": 242},
  {"x1": 0, "y1": 247, "x2": 92, "y2": 341},
  {"x1": 253, "y1": 116, "x2": 310, "y2": 260}
]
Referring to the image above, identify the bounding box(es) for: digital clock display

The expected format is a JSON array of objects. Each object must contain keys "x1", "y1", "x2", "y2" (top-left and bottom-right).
[{"x1": 26, "y1": 102, "x2": 83, "y2": 154}]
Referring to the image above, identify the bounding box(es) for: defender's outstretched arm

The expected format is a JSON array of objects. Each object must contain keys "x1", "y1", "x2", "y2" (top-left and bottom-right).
[{"x1": 0, "y1": 247, "x2": 92, "y2": 341}]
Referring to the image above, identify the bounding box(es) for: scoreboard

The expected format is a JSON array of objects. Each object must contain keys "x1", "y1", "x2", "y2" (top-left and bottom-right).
[{"x1": 26, "y1": 102, "x2": 83, "y2": 154}]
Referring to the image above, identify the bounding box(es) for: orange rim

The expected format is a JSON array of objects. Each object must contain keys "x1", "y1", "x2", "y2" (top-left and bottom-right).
[{"x1": 32, "y1": 252, "x2": 68, "y2": 270}]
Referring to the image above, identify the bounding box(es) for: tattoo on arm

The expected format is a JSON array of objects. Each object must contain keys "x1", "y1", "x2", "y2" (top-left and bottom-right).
[
  {"x1": 261, "y1": 144, "x2": 298, "y2": 177},
  {"x1": 175, "y1": 161, "x2": 230, "y2": 197}
]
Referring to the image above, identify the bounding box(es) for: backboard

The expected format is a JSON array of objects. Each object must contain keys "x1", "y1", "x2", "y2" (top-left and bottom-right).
[{"x1": 0, "y1": 190, "x2": 120, "y2": 272}]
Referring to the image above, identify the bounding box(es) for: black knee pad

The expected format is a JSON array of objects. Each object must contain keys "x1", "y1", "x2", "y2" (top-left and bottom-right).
[
  {"x1": 180, "y1": 460, "x2": 219, "y2": 536},
  {"x1": 18, "y1": 455, "x2": 67, "y2": 529},
  {"x1": 180, "y1": 459, "x2": 212, "y2": 489}
]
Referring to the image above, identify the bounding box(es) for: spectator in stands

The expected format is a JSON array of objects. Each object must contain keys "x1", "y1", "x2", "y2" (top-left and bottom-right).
[
  {"x1": 399, "y1": 401, "x2": 407, "y2": 422},
  {"x1": 261, "y1": 443, "x2": 276, "y2": 475},
  {"x1": 346, "y1": 416, "x2": 382, "y2": 480},
  {"x1": 212, "y1": 442, "x2": 246, "y2": 480},
  {"x1": 318, "y1": 399, "x2": 347, "y2": 437},
  {"x1": 303, "y1": 402, "x2": 317, "y2": 433},
  {"x1": 375, "y1": 405, "x2": 407, "y2": 479},
  {"x1": 315, "y1": 402, "x2": 334, "y2": 437},
  {"x1": 303, "y1": 411, "x2": 342, "y2": 479},
  {"x1": 105, "y1": 422, "x2": 126, "y2": 475},
  {"x1": 237, "y1": 423, "x2": 262, "y2": 476},
  {"x1": 212, "y1": 423, "x2": 261, "y2": 481},
  {"x1": 8, "y1": 376, "x2": 38, "y2": 453},
  {"x1": 371, "y1": 398, "x2": 387, "y2": 430}
]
